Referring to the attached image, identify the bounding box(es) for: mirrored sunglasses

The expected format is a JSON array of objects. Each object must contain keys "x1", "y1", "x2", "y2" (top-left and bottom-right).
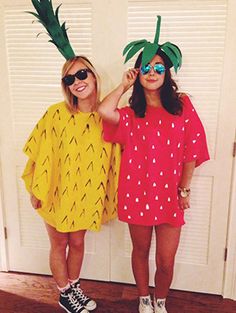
[
  {"x1": 62, "y1": 68, "x2": 92, "y2": 86},
  {"x1": 140, "y1": 63, "x2": 166, "y2": 75}
]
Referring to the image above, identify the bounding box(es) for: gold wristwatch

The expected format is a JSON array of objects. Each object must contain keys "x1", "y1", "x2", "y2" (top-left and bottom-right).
[{"x1": 178, "y1": 187, "x2": 191, "y2": 198}]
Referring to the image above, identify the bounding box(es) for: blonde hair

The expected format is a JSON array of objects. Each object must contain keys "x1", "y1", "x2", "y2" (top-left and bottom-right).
[{"x1": 61, "y1": 56, "x2": 100, "y2": 113}]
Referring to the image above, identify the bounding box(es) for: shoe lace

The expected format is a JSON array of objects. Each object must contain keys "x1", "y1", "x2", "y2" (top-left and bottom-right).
[
  {"x1": 68, "y1": 293, "x2": 85, "y2": 312},
  {"x1": 73, "y1": 287, "x2": 90, "y2": 302},
  {"x1": 157, "y1": 300, "x2": 165, "y2": 308},
  {"x1": 141, "y1": 297, "x2": 153, "y2": 308}
]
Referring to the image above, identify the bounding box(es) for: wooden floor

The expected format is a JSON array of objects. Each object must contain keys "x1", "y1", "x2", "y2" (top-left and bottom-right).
[{"x1": 0, "y1": 272, "x2": 236, "y2": 313}]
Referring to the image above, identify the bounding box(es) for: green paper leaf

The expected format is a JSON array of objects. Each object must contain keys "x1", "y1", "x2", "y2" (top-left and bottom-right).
[
  {"x1": 141, "y1": 42, "x2": 159, "y2": 66},
  {"x1": 55, "y1": 4, "x2": 62, "y2": 25},
  {"x1": 122, "y1": 15, "x2": 182, "y2": 69},
  {"x1": 123, "y1": 39, "x2": 147, "y2": 56},
  {"x1": 31, "y1": 0, "x2": 43, "y2": 15},
  {"x1": 153, "y1": 15, "x2": 161, "y2": 44},
  {"x1": 61, "y1": 22, "x2": 69, "y2": 41},
  {"x1": 25, "y1": 11, "x2": 40, "y2": 20},
  {"x1": 124, "y1": 41, "x2": 147, "y2": 63},
  {"x1": 28, "y1": 0, "x2": 76, "y2": 60},
  {"x1": 161, "y1": 45, "x2": 180, "y2": 73},
  {"x1": 58, "y1": 47, "x2": 68, "y2": 59},
  {"x1": 164, "y1": 42, "x2": 182, "y2": 67}
]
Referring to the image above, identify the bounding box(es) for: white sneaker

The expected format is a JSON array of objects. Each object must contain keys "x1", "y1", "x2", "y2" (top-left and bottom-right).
[
  {"x1": 139, "y1": 295, "x2": 154, "y2": 313},
  {"x1": 153, "y1": 298, "x2": 168, "y2": 313}
]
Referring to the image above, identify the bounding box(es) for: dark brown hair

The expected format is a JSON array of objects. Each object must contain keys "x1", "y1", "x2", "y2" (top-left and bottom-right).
[{"x1": 129, "y1": 50, "x2": 183, "y2": 117}]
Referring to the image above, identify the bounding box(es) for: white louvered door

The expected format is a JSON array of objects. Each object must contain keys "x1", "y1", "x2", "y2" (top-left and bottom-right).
[
  {"x1": 0, "y1": 0, "x2": 112, "y2": 279},
  {"x1": 109, "y1": 0, "x2": 236, "y2": 294}
]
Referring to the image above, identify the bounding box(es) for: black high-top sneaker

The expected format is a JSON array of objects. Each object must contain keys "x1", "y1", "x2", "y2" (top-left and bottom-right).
[
  {"x1": 59, "y1": 287, "x2": 89, "y2": 313},
  {"x1": 70, "y1": 280, "x2": 97, "y2": 311}
]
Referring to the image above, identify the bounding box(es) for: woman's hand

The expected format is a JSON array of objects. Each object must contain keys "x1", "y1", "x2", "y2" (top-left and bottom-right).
[
  {"x1": 178, "y1": 196, "x2": 190, "y2": 210},
  {"x1": 30, "y1": 194, "x2": 41, "y2": 209},
  {"x1": 122, "y1": 68, "x2": 139, "y2": 92},
  {"x1": 98, "y1": 68, "x2": 139, "y2": 123}
]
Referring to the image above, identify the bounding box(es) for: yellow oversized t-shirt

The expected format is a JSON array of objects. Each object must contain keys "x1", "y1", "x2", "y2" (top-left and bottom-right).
[{"x1": 22, "y1": 101, "x2": 120, "y2": 232}]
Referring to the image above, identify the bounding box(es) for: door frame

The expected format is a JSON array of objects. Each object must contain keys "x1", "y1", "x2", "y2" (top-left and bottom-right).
[
  {"x1": 0, "y1": 172, "x2": 8, "y2": 271},
  {"x1": 220, "y1": 0, "x2": 236, "y2": 300},
  {"x1": 223, "y1": 131, "x2": 236, "y2": 300},
  {"x1": 0, "y1": 1, "x2": 9, "y2": 271}
]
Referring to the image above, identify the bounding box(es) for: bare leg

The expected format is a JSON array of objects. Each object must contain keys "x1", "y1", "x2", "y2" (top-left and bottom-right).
[
  {"x1": 154, "y1": 224, "x2": 181, "y2": 299},
  {"x1": 67, "y1": 230, "x2": 86, "y2": 280},
  {"x1": 45, "y1": 223, "x2": 69, "y2": 288},
  {"x1": 128, "y1": 224, "x2": 153, "y2": 296}
]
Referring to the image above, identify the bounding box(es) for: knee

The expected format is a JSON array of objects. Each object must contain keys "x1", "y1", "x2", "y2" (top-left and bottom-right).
[
  {"x1": 69, "y1": 237, "x2": 85, "y2": 251},
  {"x1": 133, "y1": 245, "x2": 150, "y2": 259},
  {"x1": 157, "y1": 258, "x2": 174, "y2": 275},
  {"x1": 51, "y1": 238, "x2": 68, "y2": 253}
]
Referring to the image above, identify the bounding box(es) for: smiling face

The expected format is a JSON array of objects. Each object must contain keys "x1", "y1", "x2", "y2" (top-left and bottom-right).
[
  {"x1": 61, "y1": 56, "x2": 100, "y2": 112},
  {"x1": 139, "y1": 54, "x2": 166, "y2": 93},
  {"x1": 66, "y1": 60, "x2": 97, "y2": 101}
]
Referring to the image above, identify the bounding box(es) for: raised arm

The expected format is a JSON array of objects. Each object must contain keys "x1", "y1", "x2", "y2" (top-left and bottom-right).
[{"x1": 98, "y1": 68, "x2": 139, "y2": 124}]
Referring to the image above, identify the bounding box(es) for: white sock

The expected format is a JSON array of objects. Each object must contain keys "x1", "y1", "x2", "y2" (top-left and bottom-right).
[
  {"x1": 69, "y1": 277, "x2": 80, "y2": 285},
  {"x1": 57, "y1": 282, "x2": 70, "y2": 293}
]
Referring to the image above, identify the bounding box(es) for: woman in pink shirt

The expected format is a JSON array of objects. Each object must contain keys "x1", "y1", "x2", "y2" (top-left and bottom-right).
[{"x1": 98, "y1": 16, "x2": 209, "y2": 313}]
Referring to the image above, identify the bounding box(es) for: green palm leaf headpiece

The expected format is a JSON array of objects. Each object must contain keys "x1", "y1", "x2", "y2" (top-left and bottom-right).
[
  {"x1": 123, "y1": 15, "x2": 182, "y2": 73},
  {"x1": 27, "y1": 0, "x2": 76, "y2": 60}
]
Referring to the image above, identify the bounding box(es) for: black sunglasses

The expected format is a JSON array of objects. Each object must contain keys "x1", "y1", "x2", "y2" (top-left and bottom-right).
[{"x1": 62, "y1": 68, "x2": 92, "y2": 86}]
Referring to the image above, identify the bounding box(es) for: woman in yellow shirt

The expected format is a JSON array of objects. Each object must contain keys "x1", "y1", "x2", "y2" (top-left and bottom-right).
[
  {"x1": 22, "y1": 55, "x2": 119, "y2": 313},
  {"x1": 22, "y1": 2, "x2": 119, "y2": 312}
]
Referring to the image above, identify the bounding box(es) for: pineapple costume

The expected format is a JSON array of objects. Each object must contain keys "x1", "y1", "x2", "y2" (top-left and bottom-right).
[{"x1": 22, "y1": 101, "x2": 120, "y2": 232}]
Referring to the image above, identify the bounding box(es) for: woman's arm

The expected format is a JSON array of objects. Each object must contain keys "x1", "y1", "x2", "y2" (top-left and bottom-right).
[
  {"x1": 98, "y1": 68, "x2": 139, "y2": 124},
  {"x1": 179, "y1": 161, "x2": 196, "y2": 188},
  {"x1": 178, "y1": 161, "x2": 196, "y2": 210}
]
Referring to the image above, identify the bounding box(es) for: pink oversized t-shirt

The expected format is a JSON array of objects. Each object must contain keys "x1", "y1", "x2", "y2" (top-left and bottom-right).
[{"x1": 103, "y1": 95, "x2": 209, "y2": 227}]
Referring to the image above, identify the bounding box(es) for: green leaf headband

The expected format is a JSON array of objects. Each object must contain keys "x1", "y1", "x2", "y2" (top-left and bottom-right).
[
  {"x1": 123, "y1": 15, "x2": 182, "y2": 73},
  {"x1": 27, "y1": 0, "x2": 76, "y2": 60}
]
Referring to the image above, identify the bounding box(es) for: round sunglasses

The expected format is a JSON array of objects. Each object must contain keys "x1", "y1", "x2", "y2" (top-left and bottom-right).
[
  {"x1": 140, "y1": 63, "x2": 166, "y2": 75},
  {"x1": 62, "y1": 68, "x2": 92, "y2": 86}
]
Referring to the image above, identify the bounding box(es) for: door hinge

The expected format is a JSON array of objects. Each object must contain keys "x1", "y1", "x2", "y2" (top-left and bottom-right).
[
  {"x1": 4, "y1": 227, "x2": 7, "y2": 240},
  {"x1": 233, "y1": 142, "x2": 236, "y2": 157},
  {"x1": 224, "y1": 247, "x2": 228, "y2": 262}
]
